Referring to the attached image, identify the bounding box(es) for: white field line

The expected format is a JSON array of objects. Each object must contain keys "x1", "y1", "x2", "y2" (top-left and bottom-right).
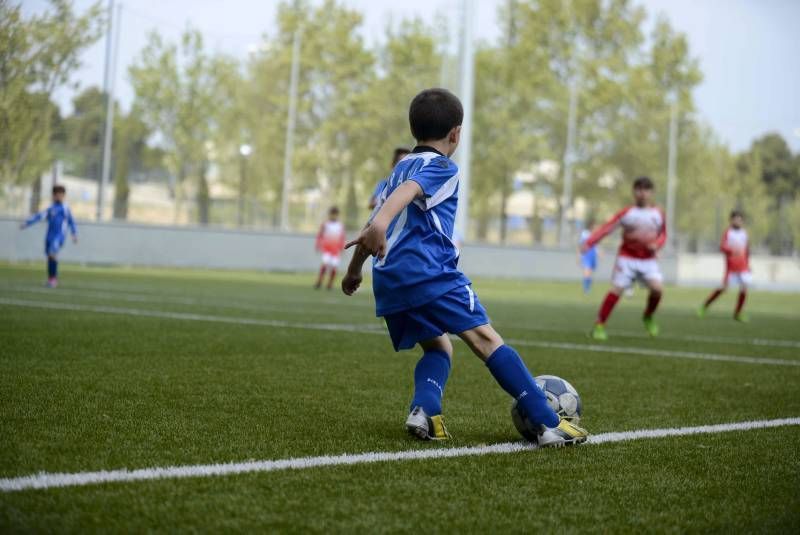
[
  {"x1": 0, "y1": 297, "x2": 384, "y2": 335},
  {"x1": 1, "y1": 417, "x2": 798, "y2": 492},
  {"x1": 5, "y1": 284, "x2": 798, "y2": 349},
  {"x1": 506, "y1": 338, "x2": 800, "y2": 367},
  {"x1": 1, "y1": 297, "x2": 798, "y2": 367},
  {"x1": 497, "y1": 321, "x2": 800, "y2": 349}
]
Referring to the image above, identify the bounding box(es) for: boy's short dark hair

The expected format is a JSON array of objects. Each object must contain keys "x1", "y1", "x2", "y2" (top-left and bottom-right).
[
  {"x1": 52, "y1": 185, "x2": 66, "y2": 195},
  {"x1": 730, "y1": 209, "x2": 744, "y2": 219},
  {"x1": 329, "y1": 206, "x2": 340, "y2": 214},
  {"x1": 392, "y1": 147, "x2": 411, "y2": 166},
  {"x1": 408, "y1": 88, "x2": 463, "y2": 142},
  {"x1": 633, "y1": 176, "x2": 654, "y2": 190}
]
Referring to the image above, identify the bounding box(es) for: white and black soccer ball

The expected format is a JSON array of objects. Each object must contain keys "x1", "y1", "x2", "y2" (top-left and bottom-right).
[{"x1": 511, "y1": 375, "x2": 583, "y2": 441}]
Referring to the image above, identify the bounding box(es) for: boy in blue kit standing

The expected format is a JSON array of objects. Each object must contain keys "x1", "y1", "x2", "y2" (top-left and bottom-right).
[
  {"x1": 20, "y1": 185, "x2": 78, "y2": 288},
  {"x1": 342, "y1": 88, "x2": 587, "y2": 447}
]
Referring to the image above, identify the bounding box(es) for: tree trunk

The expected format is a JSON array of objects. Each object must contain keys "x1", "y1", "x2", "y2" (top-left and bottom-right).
[
  {"x1": 344, "y1": 176, "x2": 359, "y2": 231},
  {"x1": 113, "y1": 143, "x2": 130, "y2": 220},
  {"x1": 197, "y1": 159, "x2": 210, "y2": 225},
  {"x1": 29, "y1": 175, "x2": 42, "y2": 214},
  {"x1": 499, "y1": 174, "x2": 509, "y2": 244},
  {"x1": 476, "y1": 192, "x2": 490, "y2": 241}
]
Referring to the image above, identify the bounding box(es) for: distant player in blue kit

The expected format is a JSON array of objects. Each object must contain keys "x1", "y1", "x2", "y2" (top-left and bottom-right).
[
  {"x1": 578, "y1": 221, "x2": 598, "y2": 294},
  {"x1": 368, "y1": 147, "x2": 411, "y2": 210},
  {"x1": 20, "y1": 185, "x2": 77, "y2": 288},
  {"x1": 342, "y1": 88, "x2": 587, "y2": 446}
]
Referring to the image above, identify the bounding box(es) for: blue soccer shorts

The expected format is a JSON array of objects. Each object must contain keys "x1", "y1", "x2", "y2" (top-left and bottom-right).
[
  {"x1": 45, "y1": 237, "x2": 65, "y2": 256},
  {"x1": 383, "y1": 284, "x2": 490, "y2": 351}
]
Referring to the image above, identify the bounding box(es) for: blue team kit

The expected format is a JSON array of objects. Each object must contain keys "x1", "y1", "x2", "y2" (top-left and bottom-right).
[
  {"x1": 25, "y1": 202, "x2": 77, "y2": 256},
  {"x1": 371, "y1": 146, "x2": 489, "y2": 350}
]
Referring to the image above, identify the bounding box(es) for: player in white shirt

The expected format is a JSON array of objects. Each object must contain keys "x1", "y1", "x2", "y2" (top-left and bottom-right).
[
  {"x1": 698, "y1": 210, "x2": 752, "y2": 321},
  {"x1": 314, "y1": 207, "x2": 346, "y2": 290}
]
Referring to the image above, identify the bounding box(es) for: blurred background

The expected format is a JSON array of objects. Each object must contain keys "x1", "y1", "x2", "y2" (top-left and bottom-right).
[{"x1": 2, "y1": 0, "x2": 799, "y2": 256}]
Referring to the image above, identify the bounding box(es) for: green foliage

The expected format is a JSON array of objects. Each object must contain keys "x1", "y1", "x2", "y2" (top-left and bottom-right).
[
  {"x1": 0, "y1": 0, "x2": 103, "y2": 191},
  {"x1": 129, "y1": 28, "x2": 239, "y2": 224}
]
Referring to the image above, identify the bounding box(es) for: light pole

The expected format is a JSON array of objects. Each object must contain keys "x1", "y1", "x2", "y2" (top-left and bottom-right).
[
  {"x1": 280, "y1": 28, "x2": 302, "y2": 232},
  {"x1": 454, "y1": 0, "x2": 475, "y2": 241},
  {"x1": 558, "y1": 78, "x2": 578, "y2": 248},
  {"x1": 96, "y1": 0, "x2": 119, "y2": 221},
  {"x1": 666, "y1": 94, "x2": 679, "y2": 252},
  {"x1": 238, "y1": 144, "x2": 252, "y2": 228}
]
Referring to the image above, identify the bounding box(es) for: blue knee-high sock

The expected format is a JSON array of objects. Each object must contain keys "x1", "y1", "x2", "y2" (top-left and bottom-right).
[
  {"x1": 410, "y1": 350, "x2": 451, "y2": 416},
  {"x1": 47, "y1": 258, "x2": 57, "y2": 278},
  {"x1": 486, "y1": 345, "x2": 559, "y2": 428},
  {"x1": 582, "y1": 277, "x2": 592, "y2": 293}
]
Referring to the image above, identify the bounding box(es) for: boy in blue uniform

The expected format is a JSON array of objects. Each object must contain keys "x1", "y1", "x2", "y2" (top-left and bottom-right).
[
  {"x1": 342, "y1": 88, "x2": 587, "y2": 446},
  {"x1": 578, "y1": 220, "x2": 598, "y2": 294},
  {"x1": 20, "y1": 185, "x2": 78, "y2": 288}
]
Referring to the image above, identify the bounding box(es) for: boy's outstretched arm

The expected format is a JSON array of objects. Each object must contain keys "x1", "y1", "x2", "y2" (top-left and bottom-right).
[
  {"x1": 582, "y1": 209, "x2": 625, "y2": 253},
  {"x1": 20, "y1": 209, "x2": 46, "y2": 229},
  {"x1": 341, "y1": 180, "x2": 423, "y2": 296},
  {"x1": 345, "y1": 180, "x2": 422, "y2": 259}
]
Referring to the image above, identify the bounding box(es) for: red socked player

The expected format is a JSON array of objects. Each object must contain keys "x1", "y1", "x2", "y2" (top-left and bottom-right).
[
  {"x1": 581, "y1": 176, "x2": 667, "y2": 340},
  {"x1": 314, "y1": 206, "x2": 346, "y2": 290},
  {"x1": 698, "y1": 210, "x2": 751, "y2": 322}
]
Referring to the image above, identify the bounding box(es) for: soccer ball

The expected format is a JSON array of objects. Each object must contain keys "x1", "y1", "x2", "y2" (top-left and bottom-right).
[{"x1": 511, "y1": 375, "x2": 583, "y2": 441}]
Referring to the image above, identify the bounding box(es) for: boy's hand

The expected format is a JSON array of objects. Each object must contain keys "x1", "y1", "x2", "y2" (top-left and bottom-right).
[
  {"x1": 341, "y1": 271, "x2": 362, "y2": 296},
  {"x1": 19, "y1": 223, "x2": 26, "y2": 230},
  {"x1": 72, "y1": 235, "x2": 78, "y2": 244},
  {"x1": 345, "y1": 221, "x2": 388, "y2": 259}
]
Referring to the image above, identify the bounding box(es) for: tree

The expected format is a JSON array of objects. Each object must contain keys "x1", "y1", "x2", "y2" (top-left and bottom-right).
[
  {"x1": 130, "y1": 29, "x2": 238, "y2": 224},
  {"x1": 0, "y1": 0, "x2": 103, "y2": 210}
]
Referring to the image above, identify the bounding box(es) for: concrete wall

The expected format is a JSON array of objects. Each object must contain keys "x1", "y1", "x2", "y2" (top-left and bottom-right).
[{"x1": 3, "y1": 218, "x2": 798, "y2": 290}]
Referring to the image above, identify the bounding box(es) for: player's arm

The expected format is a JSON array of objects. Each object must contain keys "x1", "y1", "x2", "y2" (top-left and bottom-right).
[
  {"x1": 719, "y1": 229, "x2": 733, "y2": 255},
  {"x1": 652, "y1": 210, "x2": 667, "y2": 251},
  {"x1": 20, "y1": 209, "x2": 46, "y2": 229},
  {"x1": 582, "y1": 209, "x2": 625, "y2": 252},
  {"x1": 66, "y1": 209, "x2": 78, "y2": 242},
  {"x1": 346, "y1": 180, "x2": 422, "y2": 259},
  {"x1": 314, "y1": 223, "x2": 324, "y2": 251}
]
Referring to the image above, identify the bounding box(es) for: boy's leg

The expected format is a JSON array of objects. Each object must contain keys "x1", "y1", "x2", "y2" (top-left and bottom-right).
[
  {"x1": 702, "y1": 287, "x2": 725, "y2": 308},
  {"x1": 410, "y1": 335, "x2": 452, "y2": 416},
  {"x1": 326, "y1": 257, "x2": 339, "y2": 289},
  {"x1": 315, "y1": 264, "x2": 326, "y2": 288},
  {"x1": 582, "y1": 267, "x2": 593, "y2": 294},
  {"x1": 734, "y1": 275, "x2": 749, "y2": 321},
  {"x1": 642, "y1": 277, "x2": 663, "y2": 336},
  {"x1": 458, "y1": 325, "x2": 559, "y2": 429}
]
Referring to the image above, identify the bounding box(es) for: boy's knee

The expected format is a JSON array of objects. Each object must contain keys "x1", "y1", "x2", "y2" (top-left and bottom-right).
[
  {"x1": 420, "y1": 335, "x2": 453, "y2": 357},
  {"x1": 459, "y1": 325, "x2": 504, "y2": 361}
]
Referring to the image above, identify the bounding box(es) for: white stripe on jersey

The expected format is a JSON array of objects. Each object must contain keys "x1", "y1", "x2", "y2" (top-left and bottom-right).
[{"x1": 377, "y1": 206, "x2": 407, "y2": 267}]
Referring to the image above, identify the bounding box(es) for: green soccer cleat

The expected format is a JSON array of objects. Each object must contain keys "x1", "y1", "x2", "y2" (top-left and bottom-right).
[
  {"x1": 590, "y1": 323, "x2": 608, "y2": 341},
  {"x1": 405, "y1": 406, "x2": 451, "y2": 441},
  {"x1": 697, "y1": 306, "x2": 707, "y2": 318},
  {"x1": 643, "y1": 316, "x2": 660, "y2": 337},
  {"x1": 734, "y1": 312, "x2": 750, "y2": 323},
  {"x1": 537, "y1": 418, "x2": 590, "y2": 448}
]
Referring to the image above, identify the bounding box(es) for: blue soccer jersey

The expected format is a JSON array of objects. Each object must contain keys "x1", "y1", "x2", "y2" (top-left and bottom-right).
[
  {"x1": 371, "y1": 146, "x2": 470, "y2": 316},
  {"x1": 24, "y1": 202, "x2": 77, "y2": 254}
]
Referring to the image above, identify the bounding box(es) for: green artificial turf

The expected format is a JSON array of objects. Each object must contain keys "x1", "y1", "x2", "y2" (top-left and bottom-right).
[{"x1": 1, "y1": 262, "x2": 798, "y2": 532}]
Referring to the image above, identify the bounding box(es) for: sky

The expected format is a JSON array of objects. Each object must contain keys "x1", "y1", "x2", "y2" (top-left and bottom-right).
[{"x1": 22, "y1": 0, "x2": 800, "y2": 152}]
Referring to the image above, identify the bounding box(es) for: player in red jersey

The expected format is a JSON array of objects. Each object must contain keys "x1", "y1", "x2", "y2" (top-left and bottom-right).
[
  {"x1": 314, "y1": 206, "x2": 346, "y2": 290},
  {"x1": 581, "y1": 177, "x2": 667, "y2": 340},
  {"x1": 698, "y1": 210, "x2": 751, "y2": 322}
]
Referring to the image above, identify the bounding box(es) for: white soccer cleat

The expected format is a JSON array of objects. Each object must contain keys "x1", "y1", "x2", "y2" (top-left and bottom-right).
[
  {"x1": 405, "y1": 406, "x2": 451, "y2": 441},
  {"x1": 537, "y1": 419, "x2": 589, "y2": 448}
]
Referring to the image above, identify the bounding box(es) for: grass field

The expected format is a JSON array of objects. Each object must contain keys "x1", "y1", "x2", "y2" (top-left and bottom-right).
[{"x1": 1, "y1": 262, "x2": 799, "y2": 532}]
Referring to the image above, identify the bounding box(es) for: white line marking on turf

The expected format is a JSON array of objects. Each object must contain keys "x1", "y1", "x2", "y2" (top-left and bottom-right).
[
  {"x1": 506, "y1": 338, "x2": 800, "y2": 367},
  {"x1": 496, "y1": 322, "x2": 800, "y2": 349},
  {"x1": 4, "y1": 284, "x2": 797, "y2": 348},
  {"x1": 1, "y1": 297, "x2": 798, "y2": 367},
  {"x1": 1, "y1": 418, "x2": 798, "y2": 492},
  {"x1": 0, "y1": 297, "x2": 384, "y2": 335}
]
